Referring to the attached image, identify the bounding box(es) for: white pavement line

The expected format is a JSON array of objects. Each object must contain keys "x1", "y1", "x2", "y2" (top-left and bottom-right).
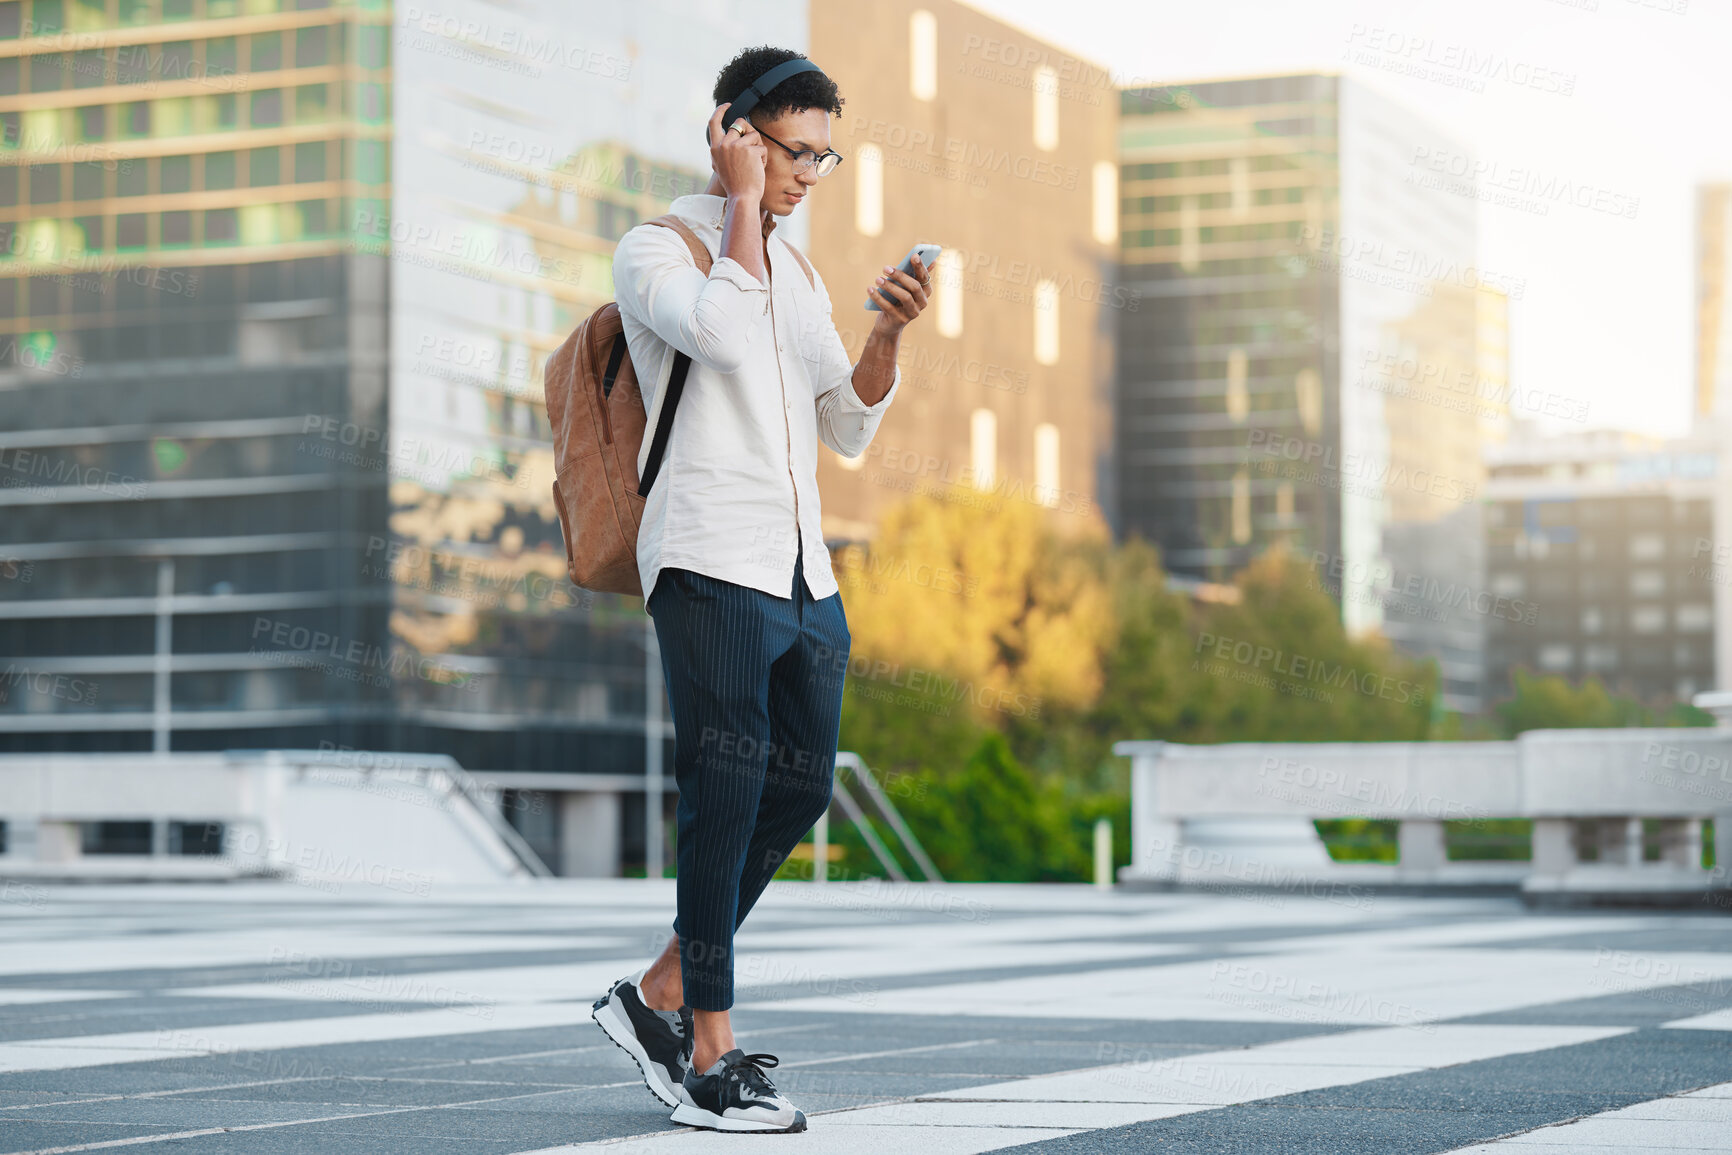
[
  {"x1": 0, "y1": 1001, "x2": 601, "y2": 1073},
  {"x1": 0, "y1": 991, "x2": 128, "y2": 1006},
  {"x1": 12, "y1": 1083, "x2": 590, "y2": 1155},
  {"x1": 520, "y1": 1024, "x2": 1631, "y2": 1154},
  {"x1": 1437, "y1": 1080, "x2": 1732, "y2": 1151},
  {"x1": 755, "y1": 948, "x2": 1732, "y2": 1026},
  {"x1": 779, "y1": 1039, "x2": 997, "y2": 1069},
  {"x1": 1661, "y1": 1007, "x2": 1732, "y2": 1030}
]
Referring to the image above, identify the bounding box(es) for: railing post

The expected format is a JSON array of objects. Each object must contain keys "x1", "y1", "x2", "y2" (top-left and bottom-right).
[
  {"x1": 1397, "y1": 819, "x2": 1447, "y2": 875},
  {"x1": 812, "y1": 806, "x2": 828, "y2": 884},
  {"x1": 1093, "y1": 817, "x2": 1112, "y2": 889},
  {"x1": 1531, "y1": 818, "x2": 1575, "y2": 877}
]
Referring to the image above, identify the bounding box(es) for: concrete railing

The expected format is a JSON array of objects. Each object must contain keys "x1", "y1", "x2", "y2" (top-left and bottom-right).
[
  {"x1": 0, "y1": 749, "x2": 551, "y2": 884},
  {"x1": 1116, "y1": 729, "x2": 1732, "y2": 901}
]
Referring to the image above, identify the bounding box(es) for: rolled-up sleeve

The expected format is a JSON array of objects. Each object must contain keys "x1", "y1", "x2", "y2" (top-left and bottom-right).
[
  {"x1": 613, "y1": 226, "x2": 767, "y2": 375},
  {"x1": 802, "y1": 267, "x2": 899, "y2": 459}
]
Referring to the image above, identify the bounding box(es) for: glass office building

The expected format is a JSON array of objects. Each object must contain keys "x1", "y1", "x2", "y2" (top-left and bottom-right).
[
  {"x1": 1116, "y1": 73, "x2": 1498, "y2": 707},
  {"x1": 0, "y1": 0, "x2": 801, "y2": 873}
]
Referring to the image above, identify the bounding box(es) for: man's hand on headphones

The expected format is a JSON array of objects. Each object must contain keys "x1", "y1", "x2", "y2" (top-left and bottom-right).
[{"x1": 708, "y1": 103, "x2": 766, "y2": 200}]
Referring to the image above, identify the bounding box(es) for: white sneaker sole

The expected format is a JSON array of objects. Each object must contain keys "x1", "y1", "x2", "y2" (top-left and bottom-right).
[
  {"x1": 592, "y1": 996, "x2": 681, "y2": 1108},
  {"x1": 670, "y1": 1103, "x2": 808, "y2": 1133}
]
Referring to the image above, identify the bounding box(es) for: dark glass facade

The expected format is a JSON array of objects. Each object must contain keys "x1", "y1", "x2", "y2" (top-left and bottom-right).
[{"x1": 1115, "y1": 75, "x2": 1342, "y2": 581}]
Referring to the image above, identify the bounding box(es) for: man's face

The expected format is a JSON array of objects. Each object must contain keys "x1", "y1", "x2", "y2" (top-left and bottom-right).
[{"x1": 754, "y1": 107, "x2": 832, "y2": 217}]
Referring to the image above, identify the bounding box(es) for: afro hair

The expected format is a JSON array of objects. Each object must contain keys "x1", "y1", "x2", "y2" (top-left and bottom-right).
[{"x1": 712, "y1": 45, "x2": 844, "y2": 126}]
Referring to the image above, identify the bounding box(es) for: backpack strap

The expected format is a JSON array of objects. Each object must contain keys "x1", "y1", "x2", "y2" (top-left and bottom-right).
[
  {"x1": 648, "y1": 214, "x2": 712, "y2": 274},
  {"x1": 635, "y1": 216, "x2": 712, "y2": 498}
]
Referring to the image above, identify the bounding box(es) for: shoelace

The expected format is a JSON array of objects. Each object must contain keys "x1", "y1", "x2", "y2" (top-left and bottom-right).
[
  {"x1": 726, "y1": 1052, "x2": 782, "y2": 1098},
  {"x1": 677, "y1": 1006, "x2": 694, "y2": 1064}
]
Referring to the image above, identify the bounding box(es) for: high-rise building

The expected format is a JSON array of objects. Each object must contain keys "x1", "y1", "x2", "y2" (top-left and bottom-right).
[
  {"x1": 0, "y1": 0, "x2": 1115, "y2": 875},
  {"x1": 0, "y1": 0, "x2": 811, "y2": 876},
  {"x1": 1115, "y1": 73, "x2": 1503, "y2": 705},
  {"x1": 1484, "y1": 427, "x2": 1717, "y2": 706},
  {"x1": 808, "y1": 0, "x2": 1117, "y2": 541}
]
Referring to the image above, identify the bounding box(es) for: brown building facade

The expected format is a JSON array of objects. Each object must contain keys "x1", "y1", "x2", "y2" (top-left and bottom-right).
[{"x1": 807, "y1": 0, "x2": 1118, "y2": 541}]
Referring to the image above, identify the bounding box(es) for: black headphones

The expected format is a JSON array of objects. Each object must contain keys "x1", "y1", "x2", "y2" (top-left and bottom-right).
[{"x1": 708, "y1": 57, "x2": 826, "y2": 144}]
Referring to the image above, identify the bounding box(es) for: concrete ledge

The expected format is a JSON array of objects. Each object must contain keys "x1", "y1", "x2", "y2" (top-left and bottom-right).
[{"x1": 1522, "y1": 865, "x2": 1732, "y2": 910}]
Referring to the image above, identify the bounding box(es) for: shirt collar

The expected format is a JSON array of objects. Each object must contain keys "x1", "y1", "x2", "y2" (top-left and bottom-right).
[{"x1": 670, "y1": 193, "x2": 779, "y2": 239}]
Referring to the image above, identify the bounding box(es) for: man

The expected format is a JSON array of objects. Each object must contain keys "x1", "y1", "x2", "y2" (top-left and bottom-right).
[{"x1": 591, "y1": 46, "x2": 929, "y2": 1133}]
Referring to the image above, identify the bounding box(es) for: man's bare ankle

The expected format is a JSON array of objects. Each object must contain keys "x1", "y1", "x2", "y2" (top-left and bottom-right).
[{"x1": 639, "y1": 971, "x2": 683, "y2": 1013}]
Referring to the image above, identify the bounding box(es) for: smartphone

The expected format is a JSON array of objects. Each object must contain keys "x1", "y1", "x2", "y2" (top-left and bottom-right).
[{"x1": 865, "y1": 243, "x2": 943, "y2": 310}]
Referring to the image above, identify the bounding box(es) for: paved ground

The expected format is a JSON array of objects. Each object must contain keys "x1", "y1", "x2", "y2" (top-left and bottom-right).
[{"x1": 0, "y1": 879, "x2": 1730, "y2": 1153}]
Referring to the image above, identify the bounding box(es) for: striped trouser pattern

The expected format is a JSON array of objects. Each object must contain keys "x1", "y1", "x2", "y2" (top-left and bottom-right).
[{"x1": 646, "y1": 549, "x2": 850, "y2": 1011}]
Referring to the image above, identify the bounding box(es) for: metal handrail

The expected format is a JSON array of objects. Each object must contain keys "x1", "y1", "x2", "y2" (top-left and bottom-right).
[{"x1": 829, "y1": 751, "x2": 944, "y2": 883}]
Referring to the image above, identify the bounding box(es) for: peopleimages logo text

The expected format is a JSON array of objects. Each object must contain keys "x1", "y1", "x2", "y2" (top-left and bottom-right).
[{"x1": 1194, "y1": 632, "x2": 1427, "y2": 706}]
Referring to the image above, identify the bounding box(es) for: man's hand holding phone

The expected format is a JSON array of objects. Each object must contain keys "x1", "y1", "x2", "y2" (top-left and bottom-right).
[
  {"x1": 865, "y1": 244, "x2": 935, "y2": 332},
  {"x1": 707, "y1": 103, "x2": 766, "y2": 200}
]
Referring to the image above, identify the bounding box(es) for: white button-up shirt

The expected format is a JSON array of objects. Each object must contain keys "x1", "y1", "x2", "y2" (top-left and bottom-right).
[{"x1": 612, "y1": 193, "x2": 899, "y2": 603}]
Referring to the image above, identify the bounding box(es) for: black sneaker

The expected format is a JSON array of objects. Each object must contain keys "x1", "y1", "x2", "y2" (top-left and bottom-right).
[
  {"x1": 591, "y1": 970, "x2": 692, "y2": 1107},
  {"x1": 671, "y1": 1049, "x2": 806, "y2": 1133}
]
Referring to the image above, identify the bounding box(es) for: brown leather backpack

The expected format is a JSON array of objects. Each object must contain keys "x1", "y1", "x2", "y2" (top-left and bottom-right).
[{"x1": 544, "y1": 214, "x2": 816, "y2": 597}]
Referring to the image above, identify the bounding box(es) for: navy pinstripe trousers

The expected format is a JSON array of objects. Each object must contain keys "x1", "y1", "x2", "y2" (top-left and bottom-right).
[{"x1": 646, "y1": 549, "x2": 849, "y2": 1011}]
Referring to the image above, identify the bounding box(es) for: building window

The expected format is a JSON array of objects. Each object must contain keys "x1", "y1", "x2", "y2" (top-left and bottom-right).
[
  {"x1": 1538, "y1": 644, "x2": 1573, "y2": 672},
  {"x1": 249, "y1": 31, "x2": 282, "y2": 72},
  {"x1": 294, "y1": 83, "x2": 328, "y2": 123},
  {"x1": 248, "y1": 146, "x2": 279, "y2": 187},
  {"x1": 1583, "y1": 644, "x2": 1617, "y2": 672},
  {"x1": 1295, "y1": 368, "x2": 1323, "y2": 435},
  {"x1": 204, "y1": 207, "x2": 237, "y2": 244},
  {"x1": 116, "y1": 212, "x2": 147, "y2": 249},
  {"x1": 250, "y1": 88, "x2": 282, "y2": 128},
  {"x1": 1630, "y1": 570, "x2": 1664, "y2": 598},
  {"x1": 1629, "y1": 533, "x2": 1664, "y2": 560},
  {"x1": 354, "y1": 139, "x2": 387, "y2": 184},
  {"x1": 1581, "y1": 607, "x2": 1602, "y2": 635},
  {"x1": 934, "y1": 249, "x2": 962, "y2": 338},
  {"x1": 1677, "y1": 604, "x2": 1712, "y2": 632},
  {"x1": 1179, "y1": 194, "x2": 1199, "y2": 270},
  {"x1": 970, "y1": 408, "x2": 996, "y2": 491},
  {"x1": 1231, "y1": 471, "x2": 1251, "y2": 544},
  {"x1": 160, "y1": 209, "x2": 190, "y2": 246},
  {"x1": 160, "y1": 154, "x2": 191, "y2": 194},
  {"x1": 909, "y1": 9, "x2": 936, "y2": 101},
  {"x1": 206, "y1": 36, "x2": 238, "y2": 77},
  {"x1": 294, "y1": 140, "x2": 325, "y2": 182},
  {"x1": 116, "y1": 158, "x2": 147, "y2": 196},
  {"x1": 855, "y1": 144, "x2": 883, "y2": 237},
  {"x1": 296, "y1": 25, "x2": 329, "y2": 68},
  {"x1": 1225, "y1": 348, "x2": 1248, "y2": 423},
  {"x1": 28, "y1": 162, "x2": 59, "y2": 203},
  {"x1": 1034, "y1": 278, "x2": 1058, "y2": 365},
  {"x1": 1035, "y1": 423, "x2": 1059, "y2": 507},
  {"x1": 1092, "y1": 161, "x2": 1117, "y2": 245},
  {"x1": 203, "y1": 150, "x2": 235, "y2": 189},
  {"x1": 1630, "y1": 606, "x2": 1666, "y2": 634},
  {"x1": 1033, "y1": 64, "x2": 1058, "y2": 150}
]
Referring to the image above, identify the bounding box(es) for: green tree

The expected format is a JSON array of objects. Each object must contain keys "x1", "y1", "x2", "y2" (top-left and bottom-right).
[{"x1": 1495, "y1": 669, "x2": 1712, "y2": 736}]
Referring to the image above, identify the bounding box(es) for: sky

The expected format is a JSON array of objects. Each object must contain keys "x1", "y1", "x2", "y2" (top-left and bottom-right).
[{"x1": 966, "y1": 0, "x2": 1732, "y2": 438}]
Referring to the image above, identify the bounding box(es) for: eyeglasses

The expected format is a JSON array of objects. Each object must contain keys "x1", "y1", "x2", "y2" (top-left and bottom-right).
[{"x1": 756, "y1": 127, "x2": 844, "y2": 178}]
